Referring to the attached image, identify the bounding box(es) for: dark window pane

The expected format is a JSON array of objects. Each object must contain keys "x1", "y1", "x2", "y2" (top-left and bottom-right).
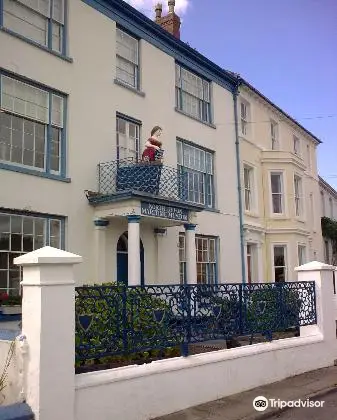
[
  {"x1": 0, "y1": 233, "x2": 10, "y2": 250},
  {"x1": 23, "y1": 235, "x2": 34, "y2": 252},
  {"x1": 34, "y1": 235, "x2": 44, "y2": 250},
  {"x1": 35, "y1": 152, "x2": 45, "y2": 168},
  {"x1": 0, "y1": 271, "x2": 8, "y2": 289},
  {"x1": 23, "y1": 149, "x2": 34, "y2": 166},
  {"x1": 9, "y1": 270, "x2": 21, "y2": 292},
  {"x1": 34, "y1": 219, "x2": 45, "y2": 236},
  {"x1": 23, "y1": 217, "x2": 33, "y2": 234},
  {"x1": 0, "y1": 215, "x2": 10, "y2": 232},
  {"x1": 8, "y1": 253, "x2": 17, "y2": 269},
  {"x1": 11, "y1": 234, "x2": 22, "y2": 251},
  {"x1": 0, "y1": 253, "x2": 8, "y2": 269},
  {"x1": 12, "y1": 115, "x2": 23, "y2": 130},
  {"x1": 24, "y1": 120, "x2": 34, "y2": 135},
  {"x1": 275, "y1": 267, "x2": 285, "y2": 282},
  {"x1": 11, "y1": 216, "x2": 22, "y2": 233}
]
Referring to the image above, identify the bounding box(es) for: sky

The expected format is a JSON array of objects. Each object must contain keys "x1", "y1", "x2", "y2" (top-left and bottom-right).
[{"x1": 125, "y1": 0, "x2": 337, "y2": 188}]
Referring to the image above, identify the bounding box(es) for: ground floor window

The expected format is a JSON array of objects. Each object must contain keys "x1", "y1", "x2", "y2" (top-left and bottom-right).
[
  {"x1": 297, "y1": 244, "x2": 307, "y2": 266},
  {"x1": 273, "y1": 244, "x2": 287, "y2": 282},
  {"x1": 179, "y1": 234, "x2": 217, "y2": 284},
  {"x1": 246, "y1": 243, "x2": 259, "y2": 283},
  {"x1": 0, "y1": 210, "x2": 64, "y2": 295}
]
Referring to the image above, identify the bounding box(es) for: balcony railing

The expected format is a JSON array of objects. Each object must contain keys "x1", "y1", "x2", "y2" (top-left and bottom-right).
[{"x1": 97, "y1": 158, "x2": 188, "y2": 202}]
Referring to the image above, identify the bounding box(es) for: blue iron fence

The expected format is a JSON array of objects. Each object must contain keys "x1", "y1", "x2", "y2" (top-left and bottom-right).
[
  {"x1": 98, "y1": 158, "x2": 188, "y2": 201},
  {"x1": 75, "y1": 282, "x2": 316, "y2": 363}
]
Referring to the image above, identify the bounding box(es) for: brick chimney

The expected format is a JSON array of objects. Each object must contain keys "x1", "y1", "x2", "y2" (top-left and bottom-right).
[{"x1": 155, "y1": 1, "x2": 181, "y2": 39}]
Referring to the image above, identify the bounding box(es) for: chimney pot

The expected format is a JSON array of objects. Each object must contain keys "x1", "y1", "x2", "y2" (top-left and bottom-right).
[
  {"x1": 155, "y1": 2, "x2": 163, "y2": 19},
  {"x1": 168, "y1": 0, "x2": 175, "y2": 13}
]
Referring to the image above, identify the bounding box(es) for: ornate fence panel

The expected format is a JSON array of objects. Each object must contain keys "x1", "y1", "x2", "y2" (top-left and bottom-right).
[{"x1": 75, "y1": 281, "x2": 316, "y2": 363}]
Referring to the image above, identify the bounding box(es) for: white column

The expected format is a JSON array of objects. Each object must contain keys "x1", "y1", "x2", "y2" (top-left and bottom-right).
[
  {"x1": 93, "y1": 219, "x2": 109, "y2": 283},
  {"x1": 295, "y1": 261, "x2": 336, "y2": 339},
  {"x1": 14, "y1": 246, "x2": 82, "y2": 420},
  {"x1": 128, "y1": 215, "x2": 141, "y2": 286},
  {"x1": 184, "y1": 223, "x2": 197, "y2": 284}
]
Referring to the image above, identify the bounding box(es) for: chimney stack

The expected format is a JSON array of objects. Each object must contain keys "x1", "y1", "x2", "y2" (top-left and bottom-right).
[{"x1": 154, "y1": 1, "x2": 181, "y2": 39}]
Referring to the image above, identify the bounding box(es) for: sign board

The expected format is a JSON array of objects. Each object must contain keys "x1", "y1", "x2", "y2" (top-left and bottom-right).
[{"x1": 141, "y1": 202, "x2": 189, "y2": 221}]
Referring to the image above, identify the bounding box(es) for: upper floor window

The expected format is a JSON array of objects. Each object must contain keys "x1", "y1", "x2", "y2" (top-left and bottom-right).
[
  {"x1": 270, "y1": 120, "x2": 279, "y2": 150},
  {"x1": 177, "y1": 140, "x2": 214, "y2": 207},
  {"x1": 293, "y1": 135, "x2": 300, "y2": 156},
  {"x1": 0, "y1": 74, "x2": 65, "y2": 175},
  {"x1": 329, "y1": 197, "x2": 334, "y2": 219},
  {"x1": 294, "y1": 175, "x2": 303, "y2": 217},
  {"x1": 321, "y1": 191, "x2": 325, "y2": 216},
  {"x1": 306, "y1": 144, "x2": 311, "y2": 170},
  {"x1": 116, "y1": 28, "x2": 139, "y2": 89},
  {"x1": 179, "y1": 234, "x2": 217, "y2": 284},
  {"x1": 116, "y1": 115, "x2": 140, "y2": 161},
  {"x1": 175, "y1": 64, "x2": 211, "y2": 123},
  {"x1": 270, "y1": 172, "x2": 284, "y2": 214},
  {"x1": 3, "y1": 0, "x2": 66, "y2": 54},
  {"x1": 240, "y1": 101, "x2": 250, "y2": 137},
  {"x1": 0, "y1": 210, "x2": 64, "y2": 295},
  {"x1": 243, "y1": 165, "x2": 254, "y2": 211}
]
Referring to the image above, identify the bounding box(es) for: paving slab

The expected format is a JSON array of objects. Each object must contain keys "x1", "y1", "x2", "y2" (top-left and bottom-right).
[{"x1": 152, "y1": 366, "x2": 337, "y2": 420}]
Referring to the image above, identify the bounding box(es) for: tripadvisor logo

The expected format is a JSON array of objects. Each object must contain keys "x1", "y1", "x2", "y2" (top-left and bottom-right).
[
  {"x1": 253, "y1": 396, "x2": 269, "y2": 412},
  {"x1": 253, "y1": 396, "x2": 325, "y2": 411}
]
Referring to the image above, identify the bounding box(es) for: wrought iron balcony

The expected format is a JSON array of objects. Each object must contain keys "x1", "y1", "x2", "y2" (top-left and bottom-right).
[{"x1": 97, "y1": 158, "x2": 188, "y2": 202}]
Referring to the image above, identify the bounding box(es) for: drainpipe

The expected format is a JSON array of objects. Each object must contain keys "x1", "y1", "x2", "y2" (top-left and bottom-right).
[{"x1": 233, "y1": 81, "x2": 246, "y2": 284}]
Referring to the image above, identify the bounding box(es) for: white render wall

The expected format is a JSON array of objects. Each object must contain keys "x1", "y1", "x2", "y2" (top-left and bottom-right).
[{"x1": 0, "y1": 0, "x2": 242, "y2": 284}]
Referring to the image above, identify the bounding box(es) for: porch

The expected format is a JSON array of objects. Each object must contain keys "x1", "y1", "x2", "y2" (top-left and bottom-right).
[{"x1": 86, "y1": 158, "x2": 205, "y2": 286}]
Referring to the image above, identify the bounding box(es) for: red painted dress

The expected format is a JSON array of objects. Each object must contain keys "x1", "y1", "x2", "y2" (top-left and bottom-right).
[{"x1": 141, "y1": 138, "x2": 163, "y2": 162}]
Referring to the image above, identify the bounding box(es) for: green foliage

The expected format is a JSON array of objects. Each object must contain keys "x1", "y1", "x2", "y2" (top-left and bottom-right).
[
  {"x1": 75, "y1": 282, "x2": 177, "y2": 366},
  {"x1": 321, "y1": 216, "x2": 337, "y2": 240},
  {"x1": 1, "y1": 296, "x2": 21, "y2": 306}
]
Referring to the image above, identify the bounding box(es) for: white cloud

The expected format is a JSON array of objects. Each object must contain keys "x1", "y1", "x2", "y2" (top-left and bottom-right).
[{"x1": 125, "y1": 0, "x2": 190, "y2": 17}]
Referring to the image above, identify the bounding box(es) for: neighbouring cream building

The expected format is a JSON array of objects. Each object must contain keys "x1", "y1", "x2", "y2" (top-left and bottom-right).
[
  {"x1": 237, "y1": 81, "x2": 324, "y2": 282},
  {"x1": 319, "y1": 176, "x2": 337, "y2": 265},
  {"x1": 0, "y1": 0, "x2": 245, "y2": 294}
]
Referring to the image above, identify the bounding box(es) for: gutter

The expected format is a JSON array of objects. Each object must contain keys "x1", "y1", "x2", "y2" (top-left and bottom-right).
[{"x1": 233, "y1": 79, "x2": 246, "y2": 284}]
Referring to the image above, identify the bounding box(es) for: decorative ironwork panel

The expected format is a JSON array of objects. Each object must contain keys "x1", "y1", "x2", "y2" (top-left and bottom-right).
[
  {"x1": 98, "y1": 158, "x2": 188, "y2": 202},
  {"x1": 75, "y1": 281, "x2": 317, "y2": 363}
]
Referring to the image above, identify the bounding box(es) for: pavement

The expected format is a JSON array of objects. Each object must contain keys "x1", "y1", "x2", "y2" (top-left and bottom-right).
[{"x1": 153, "y1": 365, "x2": 337, "y2": 420}]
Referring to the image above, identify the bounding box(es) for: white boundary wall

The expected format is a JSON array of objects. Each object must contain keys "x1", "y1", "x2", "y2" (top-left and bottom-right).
[{"x1": 14, "y1": 249, "x2": 337, "y2": 420}]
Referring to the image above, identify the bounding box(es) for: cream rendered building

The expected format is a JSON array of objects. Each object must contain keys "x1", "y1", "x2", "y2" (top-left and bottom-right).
[
  {"x1": 0, "y1": 0, "x2": 244, "y2": 294},
  {"x1": 237, "y1": 81, "x2": 324, "y2": 282},
  {"x1": 319, "y1": 176, "x2": 337, "y2": 265}
]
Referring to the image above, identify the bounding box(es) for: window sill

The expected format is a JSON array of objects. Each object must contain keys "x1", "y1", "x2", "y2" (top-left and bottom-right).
[
  {"x1": 244, "y1": 211, "x2": 260, "y2": 218},
  {"x1": 204, "y1": 207, "x2": 220, "y2": 213},
  {"x1": 114, "y1": 79, "x2": 145, "y2": 97},
  {"x1": 174, "y1": 108, "x2": 216, "y2": 129},
  {"x1": 0, "y1": 162, "x2": 71, "y2": 183},
  {"x1": 0, "y1": 27, "x2": 73, "y2": 63}
]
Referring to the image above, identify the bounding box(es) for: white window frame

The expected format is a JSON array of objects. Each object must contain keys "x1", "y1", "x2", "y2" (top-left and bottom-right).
[
  {"x1": 0, "y1": 211, "x2": 63, "y2": 295},
  {"x1": 175, "y1": 64, "x2": 211, "y2": 123},
  {"x1": 116, "y1": 28, "x2": 139, "y2": 89},
  {"x1": 329, "y1": 197, "x2": 334, "y2": 219},
  {"x1": 297, "y1": 243, "x2": 307, "y2": 266},
  {"x1": 177, "y1": 140, "x2": 214, "y2": 208},
  {"x1": 321, "y1": 191, "x2": 326, "y2": 216},
  {"x1": 179, "y1": 233, "x2": 217, "y2": 284},
  {"x1": 0, "y1": 73, "x2": 65, "y2": 175},
  {"x1": 270, "y1": 171, "x2": 285, "y2": 215},
  {"x1": 3, "y1": 0, "x2": 66, "y2": 54},
  {"x1": 240, "y1": 100, "x2": 250, "y2": 137},
  {"x1": 116, "y1": 115, "x2": 140, "y2": 161},
  {"x1": 270, "y1": 120, "x2": 279, "y2": 150},
  {"x1": 243, "y1": 165, "x2": 254, "y2": 212},
  {"x1": 272, "y1": 244, "x2": 288, "y2": 282},
  {"x1": 293, "y1": 174, "x2": 303, "y2": 218},
  {"x1": 293, "y1": 135, "x2": 300, "y2": 156}
]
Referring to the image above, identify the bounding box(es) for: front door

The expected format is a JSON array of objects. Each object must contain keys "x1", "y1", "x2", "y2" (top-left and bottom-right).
[{"x1": 116, "y1": 232, "x2": 144, "y2": 285}]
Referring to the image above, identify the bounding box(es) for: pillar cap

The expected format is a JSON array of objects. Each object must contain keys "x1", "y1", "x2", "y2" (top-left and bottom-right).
[
  {"x1": 295, "y1": 261, "x2": 335, "y2": 272},
  {"x1": 14, "y1": 246, "x2": 83, "y2": 266}
]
